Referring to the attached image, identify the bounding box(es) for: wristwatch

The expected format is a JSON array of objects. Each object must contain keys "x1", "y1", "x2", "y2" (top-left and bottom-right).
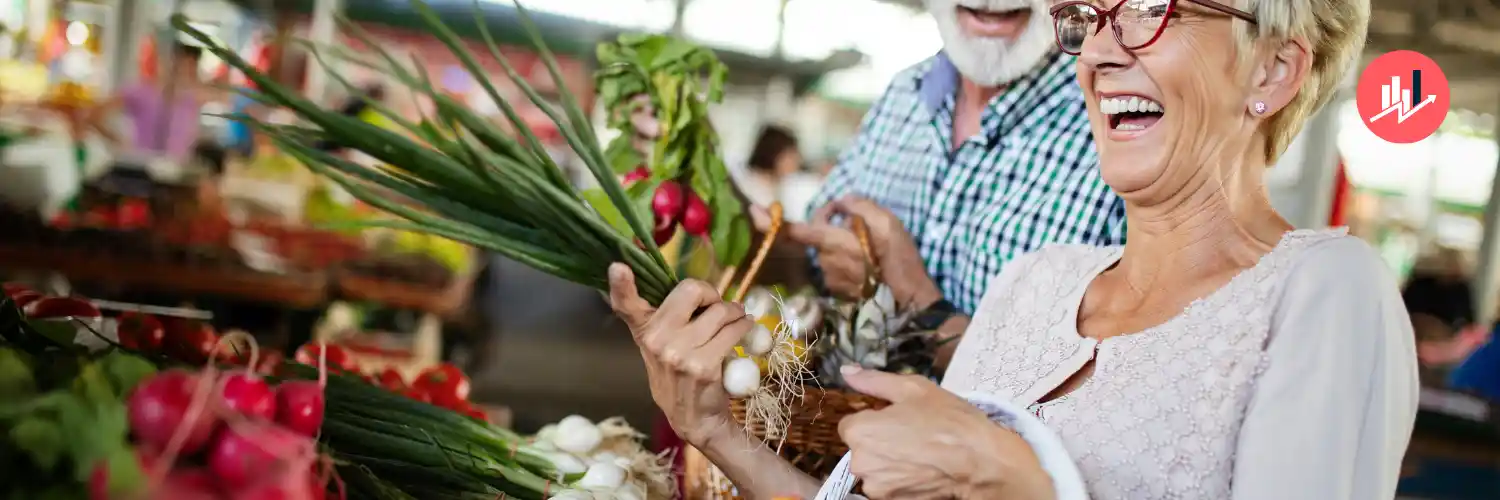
[{"x1": 910, "y1": 298, "x2": 959, "y2": 332}]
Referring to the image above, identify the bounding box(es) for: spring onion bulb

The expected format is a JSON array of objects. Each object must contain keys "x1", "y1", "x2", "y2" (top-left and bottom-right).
[
  {"x1": 613, "y1": 484, "x2": 646, "y2": 500},
  {"x1": 722, "y1": 357, "x2": 762, "y2": 397},
  {"x1": 742, "y1": 322, "x2": 774, "y2": 356},
  {"x1": 547, "y1": 490, "x2": 594, "y2": 500},
  {"x1": 577, "y1": 461, "x2": 628, "y2": 491},
  {"x1": 554, "y1": 415, "x2": 604, "y2": 455},
  {"x1": 542, "y1": 450, "x2": 589, "y2": 475}
]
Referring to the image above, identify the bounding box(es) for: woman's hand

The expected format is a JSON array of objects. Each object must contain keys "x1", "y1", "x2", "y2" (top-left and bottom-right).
[
  {"x1": 607, "y1": 263, "x2": 755, "y2": 447},
  {"x1": 839, "y1": 366, "x2": 1056, "y2": 500}
]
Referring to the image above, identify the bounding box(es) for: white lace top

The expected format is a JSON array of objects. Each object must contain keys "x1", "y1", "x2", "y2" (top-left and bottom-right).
[{"x1": 942, "y1": 229, "x2": 1420, "y2": 499}]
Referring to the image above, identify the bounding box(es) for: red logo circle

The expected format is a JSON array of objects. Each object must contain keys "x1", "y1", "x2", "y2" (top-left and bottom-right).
[{"x1": 1355, "y1": 50, "x2": 1449, "y2": 144}]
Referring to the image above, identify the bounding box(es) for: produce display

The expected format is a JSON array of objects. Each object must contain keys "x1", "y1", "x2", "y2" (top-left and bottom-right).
[
  {"x1": 183, "y1": 0, "x2": 810, "y2": 428},
  {"x1": 3, "y1": 281, "x2": 671, "y2": 499}
]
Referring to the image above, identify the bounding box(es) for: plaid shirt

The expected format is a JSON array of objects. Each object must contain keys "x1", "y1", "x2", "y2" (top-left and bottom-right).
[{"x1": 808, "y1": 51, "x2": 1126, "y2": 315}]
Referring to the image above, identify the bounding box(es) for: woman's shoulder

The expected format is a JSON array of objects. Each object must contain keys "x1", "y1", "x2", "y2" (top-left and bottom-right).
[{"x1": 1275, "y1": 230, "x2": 1392, "y2": 291}]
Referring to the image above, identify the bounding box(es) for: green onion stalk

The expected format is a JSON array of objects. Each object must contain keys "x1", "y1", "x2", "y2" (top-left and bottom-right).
[{"x1": 173, "y1": 0, "x2": 749, "y2": 497}]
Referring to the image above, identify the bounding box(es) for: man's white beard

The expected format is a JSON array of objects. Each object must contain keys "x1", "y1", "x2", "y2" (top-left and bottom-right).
[{"x1": 928, "y1": 0, "x2": 1055, "y2": 87}]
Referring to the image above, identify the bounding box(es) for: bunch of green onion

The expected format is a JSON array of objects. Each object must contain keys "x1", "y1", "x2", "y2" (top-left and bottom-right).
[{"x1": 173, "y1": 0, "x2": 679, "y2": 306}]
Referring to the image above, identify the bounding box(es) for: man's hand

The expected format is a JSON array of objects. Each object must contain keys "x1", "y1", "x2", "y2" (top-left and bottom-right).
[
  {"x1": 830, "y1": 196, "x2": 942, "y2": 309},
  {"x1": 750, "y1": 203, "x2": 869, "y2": 301}
]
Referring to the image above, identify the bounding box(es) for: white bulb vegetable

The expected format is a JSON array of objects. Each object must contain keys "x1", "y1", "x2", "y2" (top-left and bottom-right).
[
  {"x1": 722, "y1": 357, "x2": 761, "y2": 397},
  {"x1": 547, "y1": 490, "x2": 594, "y2": 500},
  {"x1": 612, "y1": 484, "x2": 646, "y2": 500},
  {"x1": 742, "y1": 322, "x2": 774, "y2": 356},
  {"x1": 554, "y1": 415, "x2": 603, "y2": 454},
  {"x1": 543, "y1": 451, "x2": 589, "y2": 475},
  {"x1": 577, "y1": 462, "x2": 628, "y2": 491}
]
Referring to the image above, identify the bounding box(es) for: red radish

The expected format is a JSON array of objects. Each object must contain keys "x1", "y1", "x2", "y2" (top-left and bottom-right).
[
  {"x1": 680, "y1": 192, "x2": 711, "y2": 236},
  {"x1": 164, "y1": 319, "x2": 219, "y2": 365},
  {"x1": 149, "y1": 468, "x2": 221, "y2": 500},
  {"x1": 208, "y1": 423, "x2": 311, "y2": 489},
  {"x1": 8, "y1": 290, "x2": 43, "y2": 309},
  {"x1": 402, "y1": 387, "x2": 432, "y2": 404},
  {"x1": 275, "y1": 381, "x2": 325, "y2": 437},
  {"x1": 117, "y1": 312, "x2": 167, "y2": 353},
  {"x1": 256, "y1": 351, "x2": 285, "y2": 375},
  {"x1": 652, "y1": 182, "x2": 685, "y2": 226},
  {"x1": 127, "y1": 370, "x2": 219, "y2": 454},
  {"x1": 652, "y1": 224, "x2": 676, "y2": 245},
  {"x1": 2, "y1": 282, "x2": 30, "y2": 297},
  {"x1": 220, "y1": 372, "x2": 277, "y2": 420},
  {"x1": 622, "y1": 166, "x2": 650, "y2": 185},
  {"x1": 26, "y1": 296, "x2": 102, "y2": 319}
]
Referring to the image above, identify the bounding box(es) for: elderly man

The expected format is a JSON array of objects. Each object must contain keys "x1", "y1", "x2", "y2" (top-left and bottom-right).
[
  {"x1": 635, "y1": 1, "x2": 1122, "y2": 363},
  {"x1": 764, "y1": 0, "x2": 1123, "y2": 365}
]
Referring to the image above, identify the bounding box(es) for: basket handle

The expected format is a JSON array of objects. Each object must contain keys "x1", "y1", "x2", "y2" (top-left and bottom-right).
[{"x1": 849, "y1": 215, "x2": 880, "y2": 301}]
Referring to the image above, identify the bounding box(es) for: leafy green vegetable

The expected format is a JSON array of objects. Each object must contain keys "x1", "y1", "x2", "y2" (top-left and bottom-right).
[
  {"x1": 0, "y1": 346, "x2": 35, "y2": 399},
  {"x1": 97, "y1": 350, "x2": 156, "y2": 398},
  {"x1": 10, "y1": 417, "x2": 64, "y2": 473},
  {"x1": 595, "y1": 34, "x2": 751, "y2": 269}
]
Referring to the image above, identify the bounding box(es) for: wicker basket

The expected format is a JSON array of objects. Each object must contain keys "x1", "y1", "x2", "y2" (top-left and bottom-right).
[{"x1": 685, "y1": 386, "x2": 887, "y2": 499}]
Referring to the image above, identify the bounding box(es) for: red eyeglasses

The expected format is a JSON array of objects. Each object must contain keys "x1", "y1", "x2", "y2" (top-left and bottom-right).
[{"x1": 1049, "y1": 0, "x2": 1258, "y2": 55}]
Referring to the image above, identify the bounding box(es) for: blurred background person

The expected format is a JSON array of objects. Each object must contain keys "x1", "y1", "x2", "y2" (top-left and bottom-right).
[{"x1": 88, "y1": 42, "x2": 208, "y2": 168}]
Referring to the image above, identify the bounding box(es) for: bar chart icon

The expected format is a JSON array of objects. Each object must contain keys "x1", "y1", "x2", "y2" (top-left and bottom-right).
[{"x1": 1370, "y1": 69, "x2": 1437, "y2": 124}]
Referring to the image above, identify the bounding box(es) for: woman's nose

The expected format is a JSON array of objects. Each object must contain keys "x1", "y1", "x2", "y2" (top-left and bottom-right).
[{"x1": 1077, "y1": 26, "x2": 1133, "y2": 73}]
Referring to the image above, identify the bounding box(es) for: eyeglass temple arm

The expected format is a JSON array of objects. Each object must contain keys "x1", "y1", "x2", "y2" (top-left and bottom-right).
[{"x1": 1189, "y1": 0, "x2": 1258, "y2": 24}]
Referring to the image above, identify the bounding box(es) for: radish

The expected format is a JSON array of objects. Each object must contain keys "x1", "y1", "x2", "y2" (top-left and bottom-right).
[
  {"x1": 2, "y1": 282, "x2": 30, "y2": 296},
  {"x1": 26, "y1": 296, "x2": 101, "y2": 319},
  {"x1": 721, "y1": 357, "x2": 761, "y2": 398},
  {"x1": 275, "y1": 380, "x2": 324, "y2": 437},
  {"x1": 220, "y1": 372, "x2": 277, "y2": 420},
  {"x1": 651, "y1": 182, "x2": 684, "y2": 228},
  {"x1": 622, "y1": 166, "x2": 649, "y2": 185},
  {"x1": 208, "y1": 423, "x2": 310, "y2": 489},
  {"x1": 651, "y1": 224, "x2": 676, "y2": 246},
  {"x1": 128, "y1": 370, "x2": 218, "y2": 454},
  {"x1": 679, "y1": 192, "x2": 711, "y2": 236},
  {"x1": 155, "y1": 468, "x2": 221, "y2": 500},
  {"x1": 8, "y1": 290, "x2": 42, "y2": 309},
  {"x1": 553, "y1": 415, "x2": 603, "y2": 455}
]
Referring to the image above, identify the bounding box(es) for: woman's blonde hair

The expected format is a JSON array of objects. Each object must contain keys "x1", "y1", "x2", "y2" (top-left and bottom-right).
[{"x1": 1237, "y1": 0, "x2": 1369, "y2": 163}]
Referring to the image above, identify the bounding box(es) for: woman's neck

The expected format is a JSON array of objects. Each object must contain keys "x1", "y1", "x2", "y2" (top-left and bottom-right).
[{"x1": 1116, "y1": 161, "x2": 1293, "y2": 288}]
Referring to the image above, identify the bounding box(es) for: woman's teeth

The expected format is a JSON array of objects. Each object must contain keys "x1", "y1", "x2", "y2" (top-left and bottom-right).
[
  {"x1": 1099, "y1": 96, "x2": 1165, "y2": 132},
  {"x1": 1100, "y1": 96, "x2": 1163, "y2": 114}
]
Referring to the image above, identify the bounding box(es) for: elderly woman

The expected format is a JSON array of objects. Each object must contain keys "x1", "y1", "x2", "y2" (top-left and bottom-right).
[{"x1": 608, "y1": 0, "x2": 1417, "y2": 498}]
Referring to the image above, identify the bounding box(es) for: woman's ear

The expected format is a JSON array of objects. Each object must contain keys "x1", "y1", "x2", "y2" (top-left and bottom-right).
[{"x1": 1247, "y1": 38, "x2": 1313, "y2": 117}]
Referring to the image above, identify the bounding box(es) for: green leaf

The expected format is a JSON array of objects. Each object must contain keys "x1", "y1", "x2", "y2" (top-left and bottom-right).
[
  {"x1": 101, "y1": 444, "x2": 145, "y2": 498},
  {"x1": 712, "y1": 212, "x2": 752, "y2": 269},
  {"x1": 10, "y1": 416, "x2": 64, "y2": 472},
  {"x1": 98, "y1": 351, "x2": 156, "y2": 398},
  {"x1": 71, "y1": 362, "x2": 115, "y2": 405},
  {"x1": 0, "y1": 346, "x2": 35, "y2": 400}
]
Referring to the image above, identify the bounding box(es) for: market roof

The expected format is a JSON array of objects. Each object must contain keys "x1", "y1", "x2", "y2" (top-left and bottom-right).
[{"x1": 225, "y1": 0, "x2": 863, "y2": 94}]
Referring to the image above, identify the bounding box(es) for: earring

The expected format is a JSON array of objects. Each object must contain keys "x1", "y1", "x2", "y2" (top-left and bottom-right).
[{"x1": 1253, "y1": 101, "x2": 1268, "y2": 115}]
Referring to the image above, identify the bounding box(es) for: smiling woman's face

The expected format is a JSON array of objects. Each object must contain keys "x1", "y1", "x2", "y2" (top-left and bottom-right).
[{"x1": 1072, "y1": 1, "x2": 1255, "y2": 201}]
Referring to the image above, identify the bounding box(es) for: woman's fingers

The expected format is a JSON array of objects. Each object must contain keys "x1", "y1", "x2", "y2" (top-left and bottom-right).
[
  {"x1": 680, "y1": 315, "x2": 756, "y2": 382},
  {"x1": 607, "y1": 263, "x2": 654, "y2": 333},
  {"x1": 655, "y1": 279, "x2": 723, "y2": 329}
]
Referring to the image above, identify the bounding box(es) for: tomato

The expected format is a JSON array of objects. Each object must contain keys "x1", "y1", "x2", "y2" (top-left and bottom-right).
[
  {"x1": 401, "y1": 387, "x2": 431, "y2": 404},
  {"x1": 117, "y1": 312, "x2": 166, "y2": 353},
  {"x1": 412, "y1": 363, "x2": 469, "y2": 408},
  {"x1": 163, "y1": 319, "x2": 219, "y2": 365},
  {"x1": 377, "y1": 368, "x2": 407, "y2": 391},
  {"x1": 1, "y1": 282, "x2": 31, "y2": 297},
  {"x1": 461, "y1": 403, "x2": 489, "y2": 423},
  {"x1": 294, "y1": 344, "x2": 356, "y2": 372}
]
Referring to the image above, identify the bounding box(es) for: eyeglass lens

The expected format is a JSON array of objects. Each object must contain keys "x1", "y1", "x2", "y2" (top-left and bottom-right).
[{"x1": 1054, "y1": 0, "x2": 1173, "y2": 53}]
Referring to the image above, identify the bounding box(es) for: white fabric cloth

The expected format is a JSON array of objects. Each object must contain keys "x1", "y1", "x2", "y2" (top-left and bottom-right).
[{"x1": 942, "y1": 228, "x2": 1419, "y2": 499}]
